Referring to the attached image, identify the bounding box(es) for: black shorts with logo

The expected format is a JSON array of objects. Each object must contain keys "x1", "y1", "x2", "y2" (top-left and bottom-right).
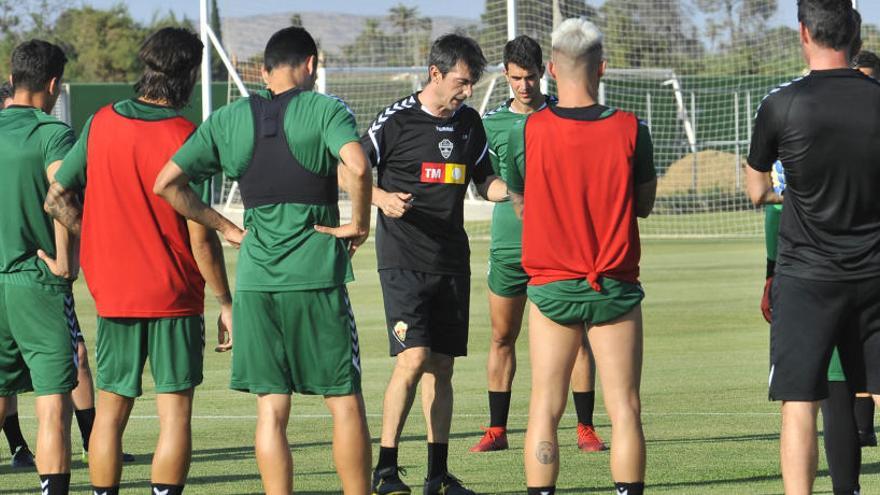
[
  {"x1": 769, "y1": 274, "x2": 880, "y2": 401},
  {"x1": 378, "y1": 268, "x2": 469, "y2": 357}
]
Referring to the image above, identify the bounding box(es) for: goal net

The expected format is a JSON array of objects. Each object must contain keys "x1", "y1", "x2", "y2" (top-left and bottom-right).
[{"x1": 211, "y1": 1, "x2": 872, "y2": 238}]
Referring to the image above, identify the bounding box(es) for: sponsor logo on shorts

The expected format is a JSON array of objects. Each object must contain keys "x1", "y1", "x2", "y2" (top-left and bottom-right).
[
  {"x1": 393, "y1": 321, "x2": 408, "y2": 345},
  {"x1": 421, "y1": 163, "x2": 466, "y2": 185},
  {"x1": 439, "y1": 138, "x2": 454, "y2": 159}
]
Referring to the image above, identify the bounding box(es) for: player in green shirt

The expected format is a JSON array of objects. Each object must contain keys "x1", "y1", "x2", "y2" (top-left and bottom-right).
[
  {"x1": 470, "y1": 35, "x2": 606, "y2": 454},
  {"x1": 154, "y1": 27, "x2": 373, "y2": 494},
  {"x1": 0, "y1": 39, "x2": 77, "y2": 495}
]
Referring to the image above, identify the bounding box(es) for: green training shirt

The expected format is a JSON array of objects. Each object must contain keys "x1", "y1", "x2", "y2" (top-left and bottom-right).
[
  {"x1": 0, "y1": 106, "x2": 75, "y2": 288},
  {"x1": 173, "y1": 89, "x2": 359, "y2": 292},
  {"x1": 482, "y1": 96, "x2": 553, "y2": 252},
  {"x1": 56, "y1": 99, "x2": 209, "y2": 201}
]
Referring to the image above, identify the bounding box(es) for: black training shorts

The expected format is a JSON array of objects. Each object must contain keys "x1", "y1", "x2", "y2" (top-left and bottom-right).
[
  {"x1": 378, "y1": 268, "x2": 470, "y2": 357},
  {"x1": 769, "y1": 274, "x2": 880, "y2": 401}
]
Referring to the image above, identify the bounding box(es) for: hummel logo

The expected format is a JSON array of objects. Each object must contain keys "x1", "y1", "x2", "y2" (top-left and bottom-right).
[
  {"x1": 95, "y1": 491, "x2": 107, "y2": 495},
  {"x1": 541, "y1": 491, "x2": 550, "y2": 495},
  {"x1": 154, "y1": 488, "x2": 169, "y2": 495},
  {"x1": 617, "y1": 488, "x2": 628, "y2": 495}
]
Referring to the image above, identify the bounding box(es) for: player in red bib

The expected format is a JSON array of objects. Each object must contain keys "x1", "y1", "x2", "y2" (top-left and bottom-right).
[
  {"x1": 506, "y1": 19, "x2": 656, "y2": 495},
  {"x1": 46, "y1": 29, "x2": 232, "y2": 495}
]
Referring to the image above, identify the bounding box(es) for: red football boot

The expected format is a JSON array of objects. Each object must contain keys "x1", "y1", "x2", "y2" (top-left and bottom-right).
[
  {"x1": 469, "y1": 426, "x2": 508, "y2": 452},
  {"x1": 577, "y1": 423, "x2": 608, "y2": 452}
]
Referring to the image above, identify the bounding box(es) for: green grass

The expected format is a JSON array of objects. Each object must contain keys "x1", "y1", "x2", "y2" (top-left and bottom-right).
[{"x1": 3, "y1": 239, "x2": 879, "y2": 494}]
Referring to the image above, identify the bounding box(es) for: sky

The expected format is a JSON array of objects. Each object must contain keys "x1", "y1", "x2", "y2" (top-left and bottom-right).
[{"x1": 77, "y1": 0, "x2": 880, "y2": 28}]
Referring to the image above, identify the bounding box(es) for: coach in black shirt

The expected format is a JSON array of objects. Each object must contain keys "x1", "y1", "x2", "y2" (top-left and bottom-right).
[
  {"x1": 362, "y1": 34, "x2": 507, "y2": 495},
  {"x1": 746, "y1": 1, "x2": 880, "y2": 493}
]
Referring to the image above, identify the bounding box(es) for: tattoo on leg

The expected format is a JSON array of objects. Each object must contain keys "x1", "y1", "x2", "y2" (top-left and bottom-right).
[{"x1": 536, "y1": 441, "x2": 557, "y2": 464}]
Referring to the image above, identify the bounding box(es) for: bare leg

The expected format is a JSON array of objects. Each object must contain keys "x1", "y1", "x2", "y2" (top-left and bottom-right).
[
  {"x1": 523, "y1": 305, "x2": 582, "y2": 487},
  {"x1": 255, "y1": 393, "x2": 292, "y2": 495},
  {"x1": 588, "y1": 307, "x2": 645, "y2": 482},
  {"x1": 71, "y1": 341, "x2": 95, "y2": 409},
  {"x1": 0, "y1": 395, "x2": 8, "y2": 436},
  {"x1": 34, "y1": 393, "x2": 72, "y2": 474},
  {"x1": 421, "y1": 354, "x2": 455, "y2": 443},
  {"x1": 152, "y1": 389, "x2": 194, "y2": 485},
  {"x1": 379, "y1": 347, "x2": 430, "y2": 447},
  {"x1": 486, "y1": 292, "x2": 527, "y2": 392},
  {"x1": 781, "y1": 400, "x2": 820, "y2": 495},
  {"x1": 89, "y1": 391, "x2": 134, "y2": 487},
  {"x1": 569, "y1": 335, "x2": 595, "y2": 393},
  {"x1": 325, "y1": 394, "x2": 371, "y2": 494}
]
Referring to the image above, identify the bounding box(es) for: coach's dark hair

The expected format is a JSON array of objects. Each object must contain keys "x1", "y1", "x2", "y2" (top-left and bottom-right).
[
  {"x1": 134, "y1": 28, "x2": 203, "y2": 110},
  {"x1": 504, "y1": 35, "x2": 544, "y2": 73},
  {"x1": 0, "y1": 81, "x2": 12, "y2": 103},
  {"x1": 10, "y1": 39, "x2": 67, "y2": 93},
  {"x1": 263, "y1": 27, "x2": 318, "y2": 71},
  {"x1": 797, "y1": 0, "x2": 857, "y2": 51},
  {"x1": 428, "y1": 34, "x2": 487, "y2": 82},
  {"x1": 854, "y1": 50, "x2": 880, "y2": 77}
]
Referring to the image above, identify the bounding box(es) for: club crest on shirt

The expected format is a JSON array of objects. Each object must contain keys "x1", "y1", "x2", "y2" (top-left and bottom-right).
[
  {"x1": 393, "y1": 321, "x2": 408, "y2": 343},
  {"x1": 439, "y1": 138, "x2": 454, "y2": 159}
]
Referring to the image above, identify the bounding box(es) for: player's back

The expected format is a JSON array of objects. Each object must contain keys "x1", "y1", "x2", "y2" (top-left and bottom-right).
[
  {"x1": 77, "y1": 100, "x2": 204, "y2": 317},
  {"x1": 761, "y1": 69, "x2": 880, "y2": 279},
  {"x1": 0, "y1": 106, "x2": 73, "y2": 287}
]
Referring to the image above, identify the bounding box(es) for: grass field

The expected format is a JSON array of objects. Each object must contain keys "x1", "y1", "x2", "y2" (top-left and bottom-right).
[{"x1": 2, "y1": 239, "x2": 878, "y2": 494}]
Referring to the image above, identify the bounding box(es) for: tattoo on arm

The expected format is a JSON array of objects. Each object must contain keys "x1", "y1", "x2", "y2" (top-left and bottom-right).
[
  {"x1": 536, "y1": 441, "x2": 557, "y2": 465},
  {"x1": 45, "y1": 182, "x2": 83, "y2": 235}
]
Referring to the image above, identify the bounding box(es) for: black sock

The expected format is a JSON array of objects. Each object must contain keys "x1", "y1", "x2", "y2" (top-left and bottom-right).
[
  {"x1": 573, "y1": 391, "x2": 596, "y2": 426},
  {"x1": 427, "y1": 442, "x2": 448, "y2": 479},
  {"x1": 75, "y1": 407, "x2": 96, "y2": 452},
  {"x1": 488, "y1": 391, "x2": 512, "y2": 428},
  {"x1": 2, "y1": 413, "x2": 28, "y2": 454},
  {"x1": 39, "y1": 473, "x2": 71, "y2": 495},
  {"x1": 376, "y1": 446, "x2": 398, "y2": 470},
  {"x1": 151, "y1": 484, "x2": 184, "y2": 495},
  {"x1": 822, "y1": 381, "x2": 861, "y2": 494},
  {"x1": 91, "y1": 487, "x2": 119, "y2": 495},
  {"x1": 855, "y1": 396, "x2": 875, "y2": 434},
  {"x1": 615, "y1": 482, "x2": 645, "y2": 495},
  {"x1": 527, "y1": 487, "x2": 555, "y2": 495}
]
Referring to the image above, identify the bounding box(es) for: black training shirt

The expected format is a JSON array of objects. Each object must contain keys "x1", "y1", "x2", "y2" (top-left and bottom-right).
[
  {"x1": 362, "y1": 92, "x2": 494, "y2": 275},
  {"x1": 749, "y1": 69, "x2": 880, "y2": 280}
]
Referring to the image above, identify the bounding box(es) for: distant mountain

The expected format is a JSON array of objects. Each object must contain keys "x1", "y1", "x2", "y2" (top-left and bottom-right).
[{"x1": 221, "y1": 11, "x2": 480, "y2": 62}]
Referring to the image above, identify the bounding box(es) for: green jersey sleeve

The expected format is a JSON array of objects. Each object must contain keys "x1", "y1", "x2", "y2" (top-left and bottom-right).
[
  {"x1": 174, "y1": 100, "x2": 253, "y2": 182},
  {"x1": 43, "y1": 122, "x2": 75, "y2": 168},
  {"x1": 505, "y1": 117, "x2": 527, "y2": 194},
  {"x1": 634, "y1": 121, "x2": 656, "y2": 185},
  {"x1": 55, "y1": 115, "x2": 94, "y2": 190},
  {"x1": 321, "y1": 96, "x2": 359, "y2": 158}
]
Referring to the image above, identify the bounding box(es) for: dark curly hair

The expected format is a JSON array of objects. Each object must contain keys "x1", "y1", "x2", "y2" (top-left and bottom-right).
[
  {"x1": 0, "y1": 81, "x2": 12, "y2": 104},
  {"x1": 504, "y1": 35, "x2": 544, "y2": 73},
  {"x1": 133, "y1": 28, "x2": 203, "y2": 109}
]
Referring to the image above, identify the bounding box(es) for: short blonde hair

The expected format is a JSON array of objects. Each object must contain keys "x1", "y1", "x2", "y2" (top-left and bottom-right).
[{"x1": 551, "y1": 17, "x2": 603, "y2": 63}]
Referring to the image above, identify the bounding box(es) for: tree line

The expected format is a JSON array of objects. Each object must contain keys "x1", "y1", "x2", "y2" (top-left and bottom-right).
[{"x1": 2, "y1": 1, "x2": 880, "y2": 82}]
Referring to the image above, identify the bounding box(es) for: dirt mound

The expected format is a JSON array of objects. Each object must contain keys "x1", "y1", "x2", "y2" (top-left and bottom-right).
[{"x1": 657, "y1": 150, "x2": 747, "y2": 196}]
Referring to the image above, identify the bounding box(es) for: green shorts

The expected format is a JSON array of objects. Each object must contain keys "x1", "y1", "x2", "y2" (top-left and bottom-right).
[
  {"x1": 95, "y1": 315, "x2": 204, "y2": 398},
  {"x1": 487, "y1": 248, "x2": 529, "y2": 298},
  {"x1": 0, "y1": 283, "x2": 78, "y2": 396},
  {"x1": 231, "y1": 286, "x2": 361, "y2": 396},
  {"x1": 828, "y1": 348, "x2": 846, "y2": 382},
  {"x1": 527, "y1": 277, "x2": 644, "y2": 326}
]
